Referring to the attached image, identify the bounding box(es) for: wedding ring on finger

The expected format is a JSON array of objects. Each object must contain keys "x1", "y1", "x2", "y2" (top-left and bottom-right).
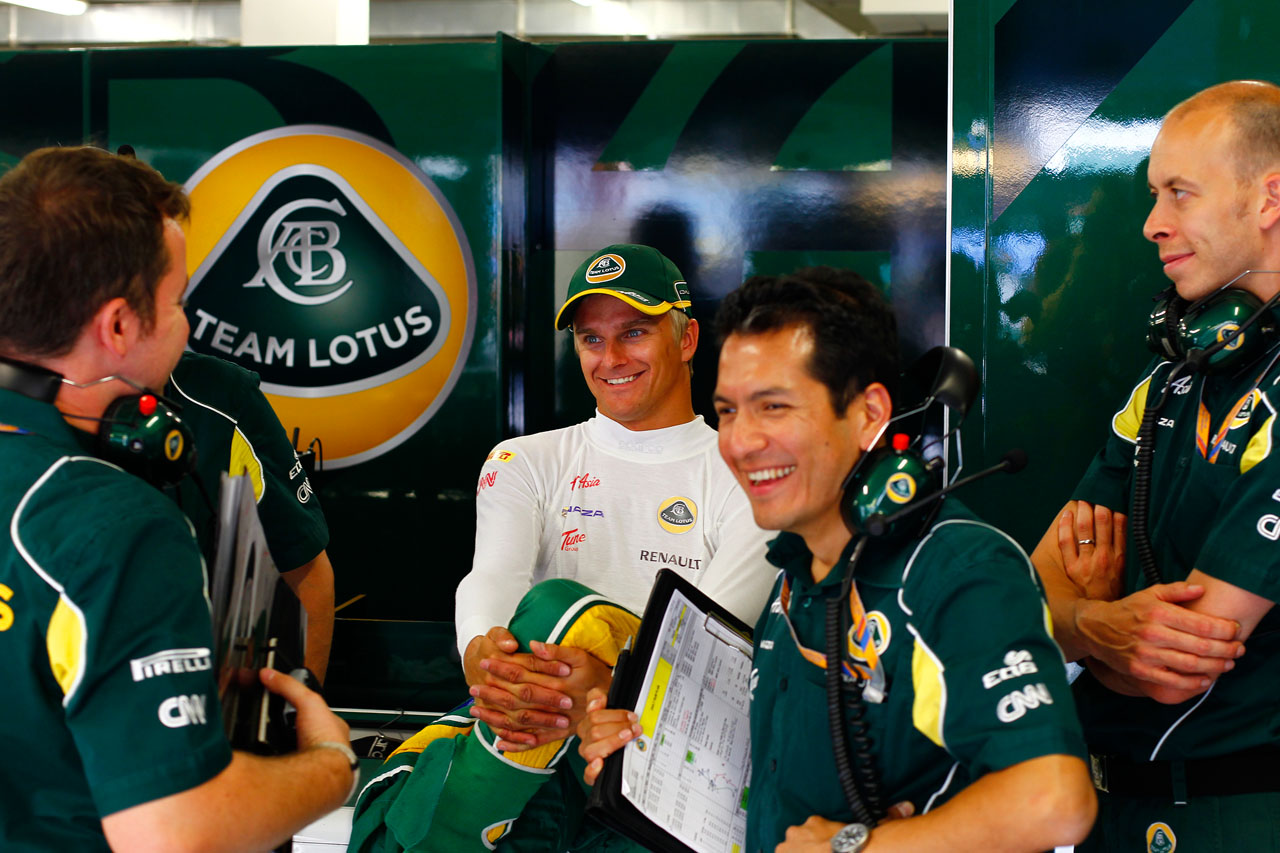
[{"x1": 1077, "y1": 538, "x2": 1095, "y2": 546}]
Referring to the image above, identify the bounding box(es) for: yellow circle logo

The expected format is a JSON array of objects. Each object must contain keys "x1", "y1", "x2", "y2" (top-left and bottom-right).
[
  {"x1": 183, "y1": 126, "x2": 475, "y2": 468},
  {"x1": 658, "y1": 496, "x2": 698, "y2": 534},
  {"x1": 1216, "y1": 322, "x2": 1243, "y2": 351},
  {"x1": 585, "y1": 254, "x2": 626, "y2": 283},
  {"x1": 885, "y1": 472, "x2": 917, "y2": 505},
  {"x1": 866, "y1": 610, "x2": 891, "y2": 654},
  {"x1": 164, "y1": 430, "x2": 184, "y2": 461},
  {"x1": 1146, "y1": 822, "x2": 1175, "y2": 853}
]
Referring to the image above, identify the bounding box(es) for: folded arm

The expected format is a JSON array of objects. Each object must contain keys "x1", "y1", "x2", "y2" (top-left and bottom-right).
[{"x1": 1031, "y1": 501, "x2": 1246, "y2": 701}]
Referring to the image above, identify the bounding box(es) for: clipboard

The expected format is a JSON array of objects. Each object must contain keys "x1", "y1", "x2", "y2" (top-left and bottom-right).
[{"x1": 586, "y1": 569, "x2": 755, "y2": 853}]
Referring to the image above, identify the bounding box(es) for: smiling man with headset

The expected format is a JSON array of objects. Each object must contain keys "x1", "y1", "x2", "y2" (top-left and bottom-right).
[
  {"x1": 580, "y1": 267, "x2": 1095, "y2": 852},
  {"x1": 0, "y1": 146, "x2": 355, "y2": 852},
  {"x1": 1031, "y1": 80, "x2": 1280, "y2": 852}
]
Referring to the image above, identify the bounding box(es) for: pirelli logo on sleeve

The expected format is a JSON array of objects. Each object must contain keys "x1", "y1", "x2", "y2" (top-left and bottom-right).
[{"x1": 131, "y1": 648, "x2": 212, "y2": 682}]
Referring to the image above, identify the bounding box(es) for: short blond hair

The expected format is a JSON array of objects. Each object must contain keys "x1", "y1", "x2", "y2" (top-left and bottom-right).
[{"x1": 1167, "y1": 80, "x2": 1280, "y2": 183}]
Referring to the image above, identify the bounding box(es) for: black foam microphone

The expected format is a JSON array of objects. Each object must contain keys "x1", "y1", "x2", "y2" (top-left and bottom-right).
[{"x1": 864, "y1": 449, "x2": 1027, "y2": 537}]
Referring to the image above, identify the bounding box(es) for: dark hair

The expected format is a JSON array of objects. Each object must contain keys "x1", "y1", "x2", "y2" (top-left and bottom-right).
[
  {"x1": 0, "y1": 146, "x2": 189, "y2": 358},
  {"x1": 714, "y1": 266, "x2": 899, "y2": 413}
]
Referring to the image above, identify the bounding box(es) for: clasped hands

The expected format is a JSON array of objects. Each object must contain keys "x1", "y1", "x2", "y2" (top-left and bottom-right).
[
  {"x1": 1057, "y1": 501, "x2": 1243, "y2": 700},
  {"x1": 463, "y1": 625, "x2": 612, "y2": 751}
]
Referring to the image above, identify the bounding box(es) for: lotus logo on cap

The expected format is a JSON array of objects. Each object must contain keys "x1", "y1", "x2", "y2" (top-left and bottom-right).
[{"x1": 585, "y1": 254, "x2": 626, "y2": 283}]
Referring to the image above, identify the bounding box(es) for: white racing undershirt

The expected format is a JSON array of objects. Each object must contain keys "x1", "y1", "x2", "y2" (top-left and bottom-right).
[{"x1": 455, "y1": 411, "x2": 775, "y2": 656}]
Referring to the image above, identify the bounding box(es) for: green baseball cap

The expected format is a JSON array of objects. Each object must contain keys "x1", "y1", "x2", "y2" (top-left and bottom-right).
[{"x1": 555, "y1": 244, "x2": 693, "y2": 331}]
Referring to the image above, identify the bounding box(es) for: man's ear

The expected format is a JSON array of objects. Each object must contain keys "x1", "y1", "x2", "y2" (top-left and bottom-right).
[
  {"x1": 89, "y1": 296, "x2": 137, "y2": 360},
  {"x1": 680, "y1": 317, "x2": 699, "y2": 363},
  {"x1": 1259, "y1": 172, "x2": 1280, "y2": 231},
  {"x1": 852, "y1": 382, "x2": 893, "y2": 451}
]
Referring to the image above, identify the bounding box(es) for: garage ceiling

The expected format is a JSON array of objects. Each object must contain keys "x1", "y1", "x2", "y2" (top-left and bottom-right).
[{"x1": 0, "y1": 0, "x2": 946, "y2": 47}]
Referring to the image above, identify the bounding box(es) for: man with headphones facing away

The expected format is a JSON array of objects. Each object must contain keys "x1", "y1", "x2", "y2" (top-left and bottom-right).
[
  {"x1": 1031, "y1": 81, "x2": 1280, "y2": 852},
  {"x1": 165, "y1": 352, "x2": 335, "y2": 684},
  {"x1": 580, "y1": 268, "x2": 1096, "y2": 852},
  {"x1": 0, "y1": 146, "x2": 355, "y2": 851}
]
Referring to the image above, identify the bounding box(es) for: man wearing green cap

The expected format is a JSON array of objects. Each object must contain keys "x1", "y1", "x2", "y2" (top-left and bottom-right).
[
  {"x1": 456, "y1": 242, "x2": 775, "y2": 749},
  {"x1": 343, "y1": 246, "x2": 775, "y2": 852}
]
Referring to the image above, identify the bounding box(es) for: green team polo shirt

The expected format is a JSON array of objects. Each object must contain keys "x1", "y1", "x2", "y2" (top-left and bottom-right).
[
  {"x1": 1074, "y1": 354, "x2": 1280, "y2": 762},
  {"x1": 0, "y1": 388, "x2": 230, "y2": 852},
  {"x1": 746, "y1": 500, "x2": 1086, "y2": 852},
  {"x1": 166, "y1": 352, "x2": 328, "y2": 569}
]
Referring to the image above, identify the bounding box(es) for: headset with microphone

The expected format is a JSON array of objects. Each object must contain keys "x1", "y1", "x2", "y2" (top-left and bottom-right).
[
  {"x1": 826, "y1": 345, "x2": 1028, "y2": 829},
  {"x1": 1132, "y1": 270, "x2": 1280, "y2": 586},
  {"x1": 0, "y1": 354, "x2": 197, "y2": 487},
  {"x1": 840, "y1": 345, "x2": 1023, "y2": 540}
]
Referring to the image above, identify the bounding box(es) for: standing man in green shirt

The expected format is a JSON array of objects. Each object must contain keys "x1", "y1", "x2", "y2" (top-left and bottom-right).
[
  {"x1": 167, "y1": 351, "x2": 335, "y2": 682},
  {"x1": 581, "y1": 267, "x2": 1096, "y2": 852},
  {"x1": 0, "y1": 145, "x2": 354, "y2": 851},
  {"x1": 1031, "y1": 81, "x2": 1280, "y2": 852}
]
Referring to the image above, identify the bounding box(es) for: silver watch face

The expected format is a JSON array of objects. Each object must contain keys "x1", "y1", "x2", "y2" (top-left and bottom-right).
[{"x1": 830, "y1": 822, "x2": 871, "y2": 853}]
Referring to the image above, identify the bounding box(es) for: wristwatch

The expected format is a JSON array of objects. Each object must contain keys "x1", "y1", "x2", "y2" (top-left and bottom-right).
[{"x1": 830, "y1": 822, "x2": 871, "y2": 853}]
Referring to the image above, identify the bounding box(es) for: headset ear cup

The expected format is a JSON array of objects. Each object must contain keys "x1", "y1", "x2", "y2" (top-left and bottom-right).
[
  {"x1": 1147, "y1": 291, "x2": 1187, "y2": 361},
  {"x1": 98, "y1": 394, "x2": 196, "y2": 487},
  {"x1": 842, "y1": 447, "x2": 889, "y2": 535},
  {"x1": 843, "y1": 445, "x2": 939, "y2": 539},
  {"x1": 1177, "y1": 288, "x2": 1275, "y2": 372}
]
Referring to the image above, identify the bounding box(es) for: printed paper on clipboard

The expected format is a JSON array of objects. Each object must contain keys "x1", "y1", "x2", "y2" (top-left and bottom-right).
[{"x1": 587, "y1": 569, "x2": 754, "y2": 853}]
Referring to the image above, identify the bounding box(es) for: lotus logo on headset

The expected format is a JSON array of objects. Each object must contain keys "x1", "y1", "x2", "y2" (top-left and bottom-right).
[
  {"x1": 1147, "y1": 272, "x2": 1280, "y2": 372},
  {"x1": 0, "y1": 356, "x2": 196, "y2": 488},
  {"x1": 95, "y1": 389, "x2": 196, "y2": 487}
]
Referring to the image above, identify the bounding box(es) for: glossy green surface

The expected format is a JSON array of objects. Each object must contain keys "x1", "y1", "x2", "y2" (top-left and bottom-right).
[
  {"x1": 951, "y1": 0, "x2": 1280, "y2": 547},
  {"x1": 0, "y1": 37, "x2": 950, "y2": 709}
]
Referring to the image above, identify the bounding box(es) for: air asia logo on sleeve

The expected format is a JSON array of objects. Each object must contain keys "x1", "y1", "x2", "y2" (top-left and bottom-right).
[
  {"x1": 585, "y1": 254, "x2": 626, "y2": 283},
  {"x1": 658, "y1": 496, "x2": 697, "y2": 534},
  {"x1": 183, "y1": 126, "x2": 476, "y2": 468}
]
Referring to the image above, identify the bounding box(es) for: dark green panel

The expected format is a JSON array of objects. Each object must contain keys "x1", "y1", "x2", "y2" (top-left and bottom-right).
[
  {"x1": 951, "y1": 0, "x2": 1280, "y2": 548},
  {"x1": 773, "y1": 44, "x2": 892, "y2": 172},
  {"x1": 743, "y1": 250, "x2": 891, "y2": 296},
  {"x1": 596, "y1": 42, "x2": 741, "y2": 171},
  {"x1": 107, "y1": 79, "x2": 284, "y2": 180},
  {"x1": 0, "y1": 52, "x2": 84, "y2": 166}
]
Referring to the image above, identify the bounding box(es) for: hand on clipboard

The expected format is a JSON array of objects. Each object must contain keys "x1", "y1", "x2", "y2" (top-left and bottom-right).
[
  {"x1": 583, "y1": 570, "x2": 755, "y2": 853},
  {"x1": 578, "y1": 644, "x2": 643, "y2": 785}
]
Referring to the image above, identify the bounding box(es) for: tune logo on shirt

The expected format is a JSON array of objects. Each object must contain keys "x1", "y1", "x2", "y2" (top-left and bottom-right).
[
  {"x1": 561, "y1": 529, "x2": 586, "y2": 551},
  {"x1": 657, "y1": 496, "x2": 697, "y2": 534},
  {"x1": 183, "y1": 126, "x2": 476, "y2": 469}
]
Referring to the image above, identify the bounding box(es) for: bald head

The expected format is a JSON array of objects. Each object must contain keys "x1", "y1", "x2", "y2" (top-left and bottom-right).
[{"x1": 1165, "y1": 80, "x2": 1280, "y2": 184}]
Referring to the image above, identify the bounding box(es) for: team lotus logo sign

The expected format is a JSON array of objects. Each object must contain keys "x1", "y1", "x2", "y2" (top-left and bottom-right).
[{"x1": 183, "y1": 126, "x2": 476, "y2": 468}]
